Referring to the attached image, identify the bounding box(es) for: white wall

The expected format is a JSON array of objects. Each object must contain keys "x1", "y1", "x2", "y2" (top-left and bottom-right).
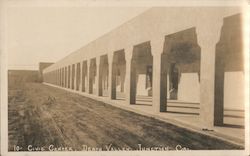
[
  {"x1": 178, "y1": 73, "x2": 200, "y2": 103},
  {"x1": 43, "y1": 7, "x2": 241, "y2": 74},
  {"x1": 224, "y1": 71, "x2": 245, "y2": 110}
]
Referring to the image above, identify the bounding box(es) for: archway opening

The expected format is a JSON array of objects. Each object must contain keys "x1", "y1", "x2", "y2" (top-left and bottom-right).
[
  {"x1": 161, "y1": 27, "x2": 201, "y2": 114},
  {"x1": 81, "y1": 61, "x2": 88, "y2": 92},
  {"x1": 214, "y1": 14, "x2": 244, "y2": 128},
  {"x1": 98, "y1": 55, "x2": 109, "y2": 97},
  {"x1": 89, "y1": 58, "x2": 97, "y2": 94},
  {"x1": 111, "y1": 50, "x2": 126, "y2": 100},
  {"x1": 130, "y1": 41, "x2": 153, "y2": 105}
]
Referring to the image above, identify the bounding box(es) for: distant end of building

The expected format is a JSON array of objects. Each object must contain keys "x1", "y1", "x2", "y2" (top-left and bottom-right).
[{"x1": 38, "y1": 62, "x2": 54, "y2": 82}]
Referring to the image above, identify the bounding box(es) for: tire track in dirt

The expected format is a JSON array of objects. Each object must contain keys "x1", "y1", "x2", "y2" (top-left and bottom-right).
[
  {"x1": 8, "y1": 82, "x2": 244, "y2": 151},
  {"x1": 46, "y1": 87, "x2": 243, "y2": 150}
]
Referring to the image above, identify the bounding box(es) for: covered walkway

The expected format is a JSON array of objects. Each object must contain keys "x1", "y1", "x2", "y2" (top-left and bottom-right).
[{"x1": 43, "y1": 7, "x2": 245, "y2": 147}]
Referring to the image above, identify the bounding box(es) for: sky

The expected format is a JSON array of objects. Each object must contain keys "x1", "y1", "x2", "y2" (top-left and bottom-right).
[{"x1": 6, "y1": 7, "x2": 148, "y2": 70}]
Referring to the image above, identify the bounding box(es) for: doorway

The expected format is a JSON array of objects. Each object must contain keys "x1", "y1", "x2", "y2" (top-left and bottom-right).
[{"x1": 169, "y1": 63, "x2": 179, "y2": 100}]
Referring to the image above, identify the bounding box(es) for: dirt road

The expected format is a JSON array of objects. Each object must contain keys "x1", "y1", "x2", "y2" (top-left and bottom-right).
[{"x1": 8, "y1": 82, "x2": 243, "y2": 151}]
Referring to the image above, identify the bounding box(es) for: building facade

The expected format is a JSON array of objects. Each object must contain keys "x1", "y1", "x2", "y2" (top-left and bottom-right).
[
  {"x1": 38, "y1": 62, "x2": 54, "y2": 82},
  {"x1": 43, "y1": 7, "x2": 245, "y2": 128}
]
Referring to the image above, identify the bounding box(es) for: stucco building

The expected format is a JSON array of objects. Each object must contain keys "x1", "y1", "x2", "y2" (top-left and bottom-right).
[
  {"x1": 43, "y1": 7, "x2": 245, "y2": 129},
  {"x1": 38, "y1": 62, "x2": 54, "y2": 82}
]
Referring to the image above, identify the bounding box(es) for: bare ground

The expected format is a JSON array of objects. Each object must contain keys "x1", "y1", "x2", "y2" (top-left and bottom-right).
[{"x1": 8, "y1": 82, "x2": 244, "y2": 151}]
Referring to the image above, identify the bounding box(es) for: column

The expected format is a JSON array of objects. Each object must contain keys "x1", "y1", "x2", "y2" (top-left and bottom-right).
[
  {"x1": 60, "y1": 68, "x2": 62, "y2": 86},
  {"x1": 59, "y1": 68, "x2": 62, "y2": 87},
  {"x1": 55, "y1": 70, "x2": 57, "y2": 85},
  {"x1": 130, "y1": 60, "x2": 136, "y2": 104},
  {"x1": 60, "y1": 68, "x2": 62, "y2": 87},
  {"x1": 53, "y1": 71, "x2": 55, "y2": 84},
  {"x1": 68, "y1": 65, "x2": 71, "y2": 89},
  {"x1": 57, "y1": 69, "x2": 59, "y2": 86},
  {"x1": 54, "y1": 71, "x2": 56, "y2": 85},
  {"x1": 124, "y1": 46, "x2": 134, "y2": 104},
  {"x1": 58, "y1": 69, "x2": 60, "y2": 86},
  {"x1": 71, "y1": 64, "x2": 75, "y2": 90},
  {"x1": 53, "y1": 71, "x2": 54, "y2": 84},
  {"x1": 214, "y1": 49, "x2": 225, "y2": 126},
  {"x1": 65, "y1": 67, "x2": 67, "y2": 88},
  {"x1": 53, "y1": 71, "x2": 54, "y2": 85},
  {"x1": 54, "y1": 70, "x2": 57, "y2": 85},
  {"x1": 108, "y1": 52, "x2": 116, "y2": 99},
  {"x1": 79, "y1": 62, "x2": 83, "y2": 92},
  {"x1": 87, "y1": 60, "x2": 92, "y2": 94},
  {"x1": 51, "y1": 72, "x2": 53, "y2": 84},
  {"x1": 197, "y1": 20, "x2": 223, "y2": 128},
  {"x1": 62, "y1": 68, "x2": 64, "y2": 87},
  {"x1": 76, "y1": 63, "x2": 79, "y2": 91},
  {"x1": 151, "y1": 37, "x2": 166, "y2": 112},
  {"x1": 74, "y1": 64, "x2": 77, "y2": 90},
  {"x1": 82, "y1": 61, "x2": 87, "y2": 92},
  {"x1": 96, "y1": 57, "x2": 102, "y2": 96}
]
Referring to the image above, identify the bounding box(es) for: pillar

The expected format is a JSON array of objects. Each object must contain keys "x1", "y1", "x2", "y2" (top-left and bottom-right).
[
  {"x1": 96, "y1": 57, "x2": 102, "y2": 96},
  {"x1": 52, "y1": 71, "x2": 54, "y2": 84},
  {"x1": 74, "y1": 64, "x2": 77, "y2": 90},
  {"x1": 54, "y1": 70, "x2": 56, "y2": 85},
  {"x1": 61, "y1": 68, "x2": 63, "y2": 87},
  {"x1": 55, "y1": 70, "x2": 57, "y2": 85},
  {"x1": 59, "y1": 69, "x2": 60, "y2": 86},
  {"x1": 49, "y1": 72, "x2": 51, "y2": 84},
  {"x1": 130, "y1": 60, "x2": 136, "y2": 104},
  {"x1": 65, "y1": 67, "x2": 67, "y2": 88},
  {"x1": 79, "y1": 62, "x2": 83, "y2": 92},
  {"x1": 68, "y1": 65, "x2": 71, "y2": 89},
  {"x1": 151, "y1": 37, "x2": 166, "y2": 112},
  {"x1": 51, "y1": 71, "x2": 53, "y2": 84},
  {"x1": 82, "y1": 61, "x2": 87, "y2": 92},
  {"x1": 89, "y1": 60, "x2": 94, "y2": 94},
  {"x1": 60, "y1": 68, "x2": 62, "y2": 86},
  {"x1": 56, "y1": 69, "x2": 60, "y2": 86},
  {"x1": 214, "y1": 49, "x2": 225, "y2": 126},
  {"x1": 124, "y1": 46, "x2": 135, "y2": 104},
  {"x1": 55, "y1": 71, "x2": 56, "y2": 85},
  {"x1": 60, "y1": 68, "x2": 62, "y2": 87},
  {"x1": 81, "y1": 62, "x2": 85, "y2": 92},
  {"x1": 75, "y1": 63, "x2": 80, "y2": 91},
  {"x1": 62, "y1": 68, "x2": 64, "y2": 87},
  {"x1": 53, "y1": 71, "x2": 55, "y2": 84},
  {"x1": 86, "y1": 60, "x2": 91, "y2": 94},
  {"x1": 197, "y1": 20, "x2": 223, "y2": 128},
  {"x1": 56, "y1": 70, "x2": 57, "y2": 85},
  {"x1": 71, "y1": 64, "x2": 75, "y2": 90},
  {"x1": 108, "y1": 52, "x2": 116, "y2": 99},
  {"x1": 53, "y1": 71, "x2": 54, "y2": 85}
]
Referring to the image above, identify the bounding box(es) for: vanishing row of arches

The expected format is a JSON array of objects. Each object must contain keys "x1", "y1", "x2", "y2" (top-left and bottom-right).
[{"x1": 44, "y1": 14, "x2": 244, "y2": 128}]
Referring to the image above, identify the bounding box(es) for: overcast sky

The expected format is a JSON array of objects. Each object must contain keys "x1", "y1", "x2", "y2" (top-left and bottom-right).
[{"x1": 6, "y1": 7, "x2": 148, "y2": 70}]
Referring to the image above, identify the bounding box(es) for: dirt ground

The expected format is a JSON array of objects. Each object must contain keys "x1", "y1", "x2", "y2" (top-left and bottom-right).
[{"x1": 8, "y1": 82, "x2": 243, "y2": 151}]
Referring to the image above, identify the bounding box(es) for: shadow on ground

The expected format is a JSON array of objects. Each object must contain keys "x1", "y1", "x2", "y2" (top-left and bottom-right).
[{"x1": 8, "y1": 82, "x2": 244, "y2": 151}]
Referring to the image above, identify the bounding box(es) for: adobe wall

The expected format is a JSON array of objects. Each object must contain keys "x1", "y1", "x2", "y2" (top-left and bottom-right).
[{"x1": 43, "y1": 7, "x2": 241, "y2": 74}]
